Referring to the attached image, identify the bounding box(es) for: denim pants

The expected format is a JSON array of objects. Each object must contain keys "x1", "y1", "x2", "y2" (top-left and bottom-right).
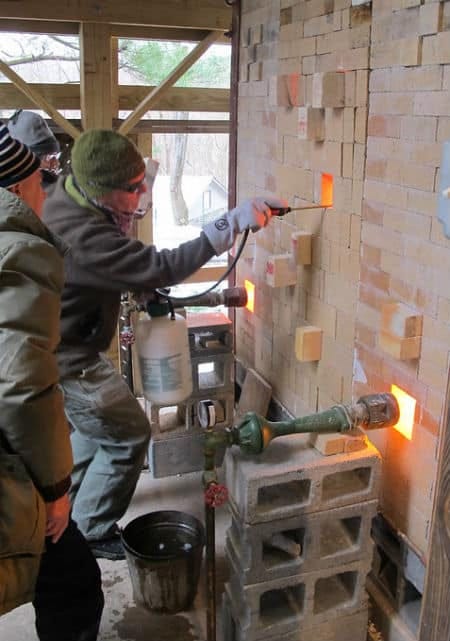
[
  {"x1": 61, "y1": 356, "x2": 150, "y2": 541},
  {"x1": 33, "y1": 519, "x2": 104, "y2": 641}
]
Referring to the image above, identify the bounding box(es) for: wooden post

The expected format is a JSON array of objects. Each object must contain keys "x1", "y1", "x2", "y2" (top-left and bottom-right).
[{"x1": 79, "y1": 22, "x2": 114, "y2": 130}]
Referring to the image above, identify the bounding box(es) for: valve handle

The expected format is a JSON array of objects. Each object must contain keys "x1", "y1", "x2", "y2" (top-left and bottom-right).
[
  {"x1": 204, "y1": 482, "x2": 228, "y2": 508},
  {"x1": 120, "y1": 326, "x2": 135, "y2": 346}
]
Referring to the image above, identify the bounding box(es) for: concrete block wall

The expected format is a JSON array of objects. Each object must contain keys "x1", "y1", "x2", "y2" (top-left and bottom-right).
[
  {"x1": 222, "y1": 437, "x2": 380, "y2": 640},
  {"x1": 235, "y1": 0, "x2": 450, "y2": 562}
]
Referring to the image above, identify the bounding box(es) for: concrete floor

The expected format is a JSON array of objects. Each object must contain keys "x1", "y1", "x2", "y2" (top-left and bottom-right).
[{"x1": 2, "y1": 468, "x2": 231, "y2": 641}]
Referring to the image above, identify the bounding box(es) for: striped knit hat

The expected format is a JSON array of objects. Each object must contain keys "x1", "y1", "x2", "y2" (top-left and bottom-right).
[{"x1": 0, "y1": 121, "x2": 41, "y2": 188}]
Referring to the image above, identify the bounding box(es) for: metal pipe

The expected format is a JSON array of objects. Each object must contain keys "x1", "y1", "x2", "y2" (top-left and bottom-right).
[{"x1": 205, "y1": 502, "x2": 216, "y2": 641}]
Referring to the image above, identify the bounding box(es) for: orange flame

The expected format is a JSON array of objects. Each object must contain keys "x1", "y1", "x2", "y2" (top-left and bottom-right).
[
  {"x1": 391, "y1": 384, "x2": 415, "y2": 440},
  {"x1": 244, "y1": 279, "x2": 255, "y2": 313},
  {"x1": 321, "y1": 173, "x2": 333, "y2": 207}
]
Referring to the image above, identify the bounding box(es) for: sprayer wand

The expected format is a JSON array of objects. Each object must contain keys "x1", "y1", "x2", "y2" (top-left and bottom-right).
[{"x1": 269, "y1": 204, "x2": 328, "y2": 216}]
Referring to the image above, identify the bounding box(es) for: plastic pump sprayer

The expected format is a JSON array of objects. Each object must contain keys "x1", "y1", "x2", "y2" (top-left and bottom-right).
[
  {"x1": 135, "y1": 287, "x2": 248, "y2": 405},
  {"x1": 136, "y1": 301, "x2": 193, "y2": 405}
]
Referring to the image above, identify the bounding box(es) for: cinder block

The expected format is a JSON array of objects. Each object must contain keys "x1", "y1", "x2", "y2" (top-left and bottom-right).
[
  {"x1": 378, "y1": 332, "x2": 422, "y2": 360},
  {"x1": 149, "y1": 429, "x2": 226, "y2": 478},
  {"x1": 222, "y1": 588, "x2": 369, "y2": 641},
  {"x1": 291, "y1": 231, "x2": 312, "y2": 265},
  {"x1": 225, "y1": 558, "x2": 371, "y2": 640},
  {"x1": 380, "y1": 301, "x2": 423, "y2": 339},
  {"x1": 226, "y1": 499, "x2": 377, "y2": 583},
  {"x1": 310, "y1": 432, "x2": 345, "y2": 455},
  {"x1": 295, "y1": 326, "x2": 323, "y2": 361},
  {"x1": 266, "y1": 253, "x2": 297, "y2": 287},
  {"x1": 298, "y1": 106, "x2": 325, "y2": 141},
  {"x1": 190, "y1": 352, "x2": 234, "y2": 397},
  {"x1": 224, "y1": 436, "x2": 382, "y2": 524},
  {"x1": 312, "y1": 71, "x2": 345, "y2": 108}
]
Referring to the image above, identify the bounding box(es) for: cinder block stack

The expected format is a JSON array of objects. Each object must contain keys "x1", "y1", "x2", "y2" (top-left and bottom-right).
[
  {"x1": 148, "y1": 311, "x2": 234, "y2": 478},
  {"x1": 222, "y1": 436, "x2": 381, "y2": 641}
]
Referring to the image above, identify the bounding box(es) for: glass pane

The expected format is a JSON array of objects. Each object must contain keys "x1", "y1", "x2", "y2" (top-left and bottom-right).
[
  {"x1": 118, "y1": 40, "x2": 231, "y2": 88},
  {"x1": 151, "y1": 132, "x2": 229, "y2": 270},
  {"x1": 0, "y1": 33, "x2": 80, "y2": 84}
]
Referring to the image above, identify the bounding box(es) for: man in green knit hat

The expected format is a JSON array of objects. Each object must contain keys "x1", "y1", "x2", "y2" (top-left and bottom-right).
[{"x1": 42, "y1": 128, "x2": 286, "y2": 560}]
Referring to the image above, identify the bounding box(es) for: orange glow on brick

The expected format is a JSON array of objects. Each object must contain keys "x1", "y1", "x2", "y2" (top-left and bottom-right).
[
  {"x1": 321, "y1": 173, "x2": 333, "y2": 207},
  {"x1": 391, "y1": 384, "x2": 415, "y2": 440},
  {"x1": 245, "y1": 279, "x2": 255, "y2": 313}
]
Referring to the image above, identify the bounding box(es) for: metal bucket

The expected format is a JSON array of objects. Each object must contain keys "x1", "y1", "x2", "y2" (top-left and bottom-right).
[{"x1": 121, "y1": 510, "x2": 205, "y2": 613}]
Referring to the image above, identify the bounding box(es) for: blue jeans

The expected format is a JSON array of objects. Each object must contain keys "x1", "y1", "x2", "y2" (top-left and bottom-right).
[
  {"x1": 61, "y1": 356, "x2": 150, "y2": 541},
  {"x1": 33, "y1": 519, "x2": 104, "y2": 641}
]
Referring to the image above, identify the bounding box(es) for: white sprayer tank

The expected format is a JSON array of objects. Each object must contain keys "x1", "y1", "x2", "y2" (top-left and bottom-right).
[{"x1": 136, "y1": 303, "x2": 193, "y2": 404}]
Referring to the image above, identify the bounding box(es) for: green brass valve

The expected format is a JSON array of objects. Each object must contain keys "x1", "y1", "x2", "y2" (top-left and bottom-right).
[{"x1": 228, "y1": 393, "x2": 399, "y2": 456}]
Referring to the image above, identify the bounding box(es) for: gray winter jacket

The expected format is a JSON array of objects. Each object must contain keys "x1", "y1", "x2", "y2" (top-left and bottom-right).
[
  {"x1": 42, "y1": 176, "x2": 216, "y2": 378},
  {"x1": 0, "y1": 188, "x2": 73, "y2": 615}
]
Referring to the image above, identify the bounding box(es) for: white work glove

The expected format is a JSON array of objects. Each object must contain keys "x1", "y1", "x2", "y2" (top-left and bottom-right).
[{"x1": 203, "y1": 196, "x2": 288, "y2": 256}]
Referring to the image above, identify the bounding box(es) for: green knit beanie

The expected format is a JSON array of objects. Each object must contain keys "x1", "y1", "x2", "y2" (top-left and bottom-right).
[{"x1": 71, "y1": 129, "x2": 145, "y2": 198}]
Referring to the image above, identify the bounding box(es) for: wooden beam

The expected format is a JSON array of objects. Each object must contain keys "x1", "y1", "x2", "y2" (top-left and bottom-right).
[
  {"x1": 0, "y1": 59, "x2": 81, "y2": 139},
  {"x1": 419, "y1": 375, "x2": 450, "y2": 641},
  {"x1": 79, "y1": 22, "x2": 113, "y2": 129},
  {"x1": 51, "y1": 119, "x2": 229, "y2": 134},
  {"x1": 0, "y1": 18, "x2": 232, "y2": 44},
  {"x1": 0, "y1": 83, "x2": 230, "y2": 112},
  {"x1": 119, "y1": 30, "x2": 223, "y2": 135},
  {"x1": 111, "y1": 25, "x2": 230, "y2": 43},
  {"x1": 0, "y1": 19, "x2": 78, "y2": 34},
  {"x1": 119, "y1": 85, "x2": 229, "y2": 113},
  {"x1": 0, "y1": 1, "x2": 232, "y2": 30}
]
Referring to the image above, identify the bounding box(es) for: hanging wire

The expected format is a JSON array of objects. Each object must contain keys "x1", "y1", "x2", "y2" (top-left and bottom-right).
[{"x1": 155, "y1": 228, "x2": 249, "y2": 303}]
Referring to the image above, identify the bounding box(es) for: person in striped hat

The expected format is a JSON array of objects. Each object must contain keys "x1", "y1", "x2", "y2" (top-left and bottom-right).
[{"x1": 0, "y1": 122, "x2": 104, "y2": 641}]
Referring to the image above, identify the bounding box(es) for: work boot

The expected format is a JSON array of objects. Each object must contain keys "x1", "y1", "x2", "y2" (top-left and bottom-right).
[{"x1": 89, "y1": 534, "x2": 125, "y2": 561}]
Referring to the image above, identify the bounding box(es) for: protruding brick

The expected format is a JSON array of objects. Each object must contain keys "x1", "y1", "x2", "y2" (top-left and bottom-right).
[
  {"x1": 276, "y1": 73, "x2": 305, "y2": 107},
  {"x1": 344, "y1": 428, "x2": 367, "y2": 453},
  {"x1": 295, "y1": 325, "x2": 323, "y2": 361},
  {"x1": 380, "y1": 301, "x2": 423, "y2": 338},
  {"x1": 379, "y1": 332, "x2": 422, "y2": 360},
  {"x1": 266, "y1": 253, "x2": 297, "y2": 287},
  {"x1": 291, "y1": 231, "x2": 312, "y2": 265},
  {"x1": 310, "y1": 432, "x2": 345, "y2": 455},
  {"x1": 312, "y1": 71, "x2": 345, "y2": 108},
  {"x1": 298, "y1": 106, "x2": 325, "y2": 141}
]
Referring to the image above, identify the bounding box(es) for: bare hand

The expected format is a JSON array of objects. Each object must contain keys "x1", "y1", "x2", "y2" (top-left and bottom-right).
[{"x1": 45, "y1": 493, "x2": 70, "y2": 543}]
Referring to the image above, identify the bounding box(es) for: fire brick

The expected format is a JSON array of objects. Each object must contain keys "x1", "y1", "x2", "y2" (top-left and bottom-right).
[
  {"x1": 380, "y1": 301, "x2": 423, "y2": 339},
  {"x1": 291, "y1": 231, "x2": 312, "y2": 265},
  {"x1": 295, "y1": 325, "x2": 323, "y2": 361},
  {"x1": 298, "y1": 106, "x2": 325, "y2": 141},
  {"x1": 312, "y1": 71, "x2": 346, "y2": 108},
  {"x1": 266, "y1": 253, "x2": 297, "y2": 288}
]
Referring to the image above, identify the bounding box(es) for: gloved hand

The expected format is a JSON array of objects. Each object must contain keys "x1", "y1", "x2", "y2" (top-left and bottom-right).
[{"x1": 203, "y1": 196, "x2": 288, "y2": 256}]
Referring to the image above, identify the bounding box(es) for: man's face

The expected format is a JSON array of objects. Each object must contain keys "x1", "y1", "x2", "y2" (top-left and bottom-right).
[
  {"x1": 98, "y1": 172, "x2": 147, "y2": 216},
  {"x1": 15, "y1": 169, "x2": 46, "y2": 217}
]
